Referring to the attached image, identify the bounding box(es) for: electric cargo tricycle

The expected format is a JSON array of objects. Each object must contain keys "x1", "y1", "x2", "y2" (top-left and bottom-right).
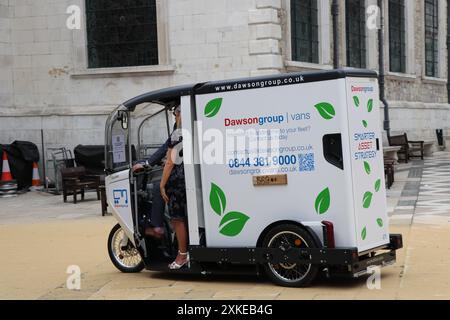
[{"x1": 105, "y1": 69, "x2": 403, "y2": 287}]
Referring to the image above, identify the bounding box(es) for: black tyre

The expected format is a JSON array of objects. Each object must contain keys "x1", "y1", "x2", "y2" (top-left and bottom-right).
[
  {"x1": 108, "y1": 223, "x2": 145, "y2": 273},
  {"x1": 261, "y1": 224, "x2": 319, "y2": 287}
]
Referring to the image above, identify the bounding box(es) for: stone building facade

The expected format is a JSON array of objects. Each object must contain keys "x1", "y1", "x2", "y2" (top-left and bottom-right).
[{"x1": 0, "y1": 0, "x2": 449, "y2": 171}]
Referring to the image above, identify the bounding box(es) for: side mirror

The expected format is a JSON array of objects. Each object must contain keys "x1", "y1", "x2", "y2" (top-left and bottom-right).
[{"x1": 118, "y1": 111, "x2": 128, "y2": 130}]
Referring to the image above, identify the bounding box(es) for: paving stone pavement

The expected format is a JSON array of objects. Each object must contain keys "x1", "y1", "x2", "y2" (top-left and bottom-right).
[
  {"x1": 416, "y1": 154, "x2": 450, "y2": 213},
  {"x1": 3, "y1": 152, "x2": 450, "y2": 299},
  {"x1": 387, "y1": 151, "x2": 450, "y2": 226},
  {"x1": 0, "y1": 191, "x2": 101, "y2": 224}
]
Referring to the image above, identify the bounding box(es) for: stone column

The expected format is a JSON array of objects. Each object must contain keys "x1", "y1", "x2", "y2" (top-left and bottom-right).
[{"x1": 248, "y1": 0, "x2": 283, "y2": 76}]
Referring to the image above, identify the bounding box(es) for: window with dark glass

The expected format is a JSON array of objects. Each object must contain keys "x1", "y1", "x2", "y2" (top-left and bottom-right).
[
  {"x1": 86, "y1": 0, "x2": 158, "y2": 68},
  {"x1": 389, "y1": 0, "x2": 406, "y2": 73},
  {"x1": 425, "y1": 0, "x2": 439, "y2": 77},
  {"x1": 346, "y1": 0, "x2": 366, "y2": 68},
  {"x1": 290, "y1": 0, "x2": 319, "y2": 63}
]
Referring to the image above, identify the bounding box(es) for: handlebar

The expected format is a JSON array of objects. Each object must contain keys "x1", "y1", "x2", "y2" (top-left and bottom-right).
[{"x1": 132, "y1": 164, "x2": 154, "y2": 176}]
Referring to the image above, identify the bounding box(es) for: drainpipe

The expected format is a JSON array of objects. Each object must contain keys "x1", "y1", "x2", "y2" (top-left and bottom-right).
[
  {"x1": 332, "y1": 0, "x2": 340, "y2": 69},
  {"x1": 378, "y1": 0, "x2": 390, "y2": 137},
  {"x1": 447, "y1": 0, "x2": 450, "y2": 103}
]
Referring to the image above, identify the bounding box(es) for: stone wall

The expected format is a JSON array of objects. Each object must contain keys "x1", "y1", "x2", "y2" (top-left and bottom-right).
[
  {"x1": 1, "y1": 0, "x2": 450, "y2": 180},
  {"x1": 1, "y1": 0, "x2": 264, "y2": 119},
  {"x1": 384, "y1": 0, "x2": 450, "y2": 143},
  {"x1": 0, "y1": 0, "x2": 12, "y2": 110},
  {"x1": 0, "y1": 0, "x2": 265, "y2": 179},
  {"x1": 385, "y1": 1, "x2": 448, "y2": 104}
]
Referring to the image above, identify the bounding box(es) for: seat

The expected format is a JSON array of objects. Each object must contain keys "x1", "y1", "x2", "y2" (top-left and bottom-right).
[
  {"x1": 388, "y1": 133, "x2": 424, "y2": 163},
  {"x1": 384, "y1": 158, "x2": 395, "y2": 189}
]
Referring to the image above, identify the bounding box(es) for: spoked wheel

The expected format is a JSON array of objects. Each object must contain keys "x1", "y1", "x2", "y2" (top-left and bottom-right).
[
  {"x1": 108, "y1": 224, "x2": 145, "y2": 273},
  {"x1": 262, "y1": 224, "x2": 319, "y2": 287}
]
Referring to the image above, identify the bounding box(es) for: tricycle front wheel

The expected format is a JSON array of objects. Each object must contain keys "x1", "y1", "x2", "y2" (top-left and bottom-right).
[{"x1": 108, "y1": 223, "x2": 145, "y2": 273}]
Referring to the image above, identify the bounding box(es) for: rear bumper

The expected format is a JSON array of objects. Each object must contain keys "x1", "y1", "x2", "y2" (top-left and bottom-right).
[
  {"x1": 350, "y1": 250, "x2": 397, "y2": 278},
  {"x1": 330, "y1": 234, "x2": 403, "y2": 278},
  {"x1": 189, "y1": 234, "x2": 403, "y2": 276}
]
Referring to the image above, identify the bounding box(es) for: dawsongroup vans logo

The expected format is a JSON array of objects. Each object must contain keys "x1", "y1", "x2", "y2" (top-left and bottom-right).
[
  {"x1": 351, "y1": 86, "x2": 374, "y2": 94},
  {"x1": 225, "y1": 115, "x2": 286, "y2": 127},
  {"x1": 204, "y1": 97, "x2": 288, "y2": 127}
]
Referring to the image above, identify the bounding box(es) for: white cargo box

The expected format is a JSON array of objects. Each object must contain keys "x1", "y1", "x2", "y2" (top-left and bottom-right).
[{"x1": 182, "y1": 69, "x2": 389, "y2": 254}]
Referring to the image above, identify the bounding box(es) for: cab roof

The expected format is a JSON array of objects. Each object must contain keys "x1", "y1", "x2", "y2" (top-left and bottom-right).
[{"x1": 123, "y1": 68, "x2": 377, "y2": 110}]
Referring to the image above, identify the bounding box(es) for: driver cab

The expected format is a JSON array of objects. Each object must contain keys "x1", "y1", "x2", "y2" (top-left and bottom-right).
[
  {"x1": 104, "y1": 85, "x2": 194, "y2": 258},
  {"x1": 105, "y1": 102, "x2": 175, "y2": 174}
]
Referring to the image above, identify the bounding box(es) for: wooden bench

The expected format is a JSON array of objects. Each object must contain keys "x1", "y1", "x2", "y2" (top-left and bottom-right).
[
  {"x1": 384, "y1": 159, "x2": 395, "y2": 189},
  {"x1": 383, "y1": 147, "x2": 400, "y2": 189},
  {"x1": 388, "y1": 133, "x2": 424, "y2": 163},
  {"x1": 61, "y1": 166, "x2": 101, "y2": 204},
  {"x1": 100, "y1": 186, "x2": 108, "y2": 216}
]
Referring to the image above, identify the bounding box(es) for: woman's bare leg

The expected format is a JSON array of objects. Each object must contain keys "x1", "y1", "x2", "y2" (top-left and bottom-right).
[{"x1": 172, "y1": 219, "x2": 188, "y2": 264}]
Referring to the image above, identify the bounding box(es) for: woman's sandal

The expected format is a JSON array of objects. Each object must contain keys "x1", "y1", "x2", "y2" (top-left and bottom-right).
[{"x1": 168, "y1": 251, "x2": 189, "y2": 270}]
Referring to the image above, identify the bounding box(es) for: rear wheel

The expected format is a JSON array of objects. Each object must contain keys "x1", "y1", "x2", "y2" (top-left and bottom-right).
[
  {"x1": 108, "y1": 223, "x2": 145, "y2": 273},
  {"x1": 261, "y1": 224, "x2": 319, "y2": 287}
]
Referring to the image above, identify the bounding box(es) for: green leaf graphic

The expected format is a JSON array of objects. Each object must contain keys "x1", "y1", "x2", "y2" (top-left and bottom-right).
[
  {"x1": 353, "y1": 96, "x2": 360, "y2": 107},
  {"x1": 204, "y1": 98, "x2": 223, "y2": 118},
  {"x1": 375, "y1": 179, "x2": 381, "y2": 192},
  {"x1": 377, "y1": 218, "x2": 384, "y2": 227},
  {"x1": 219, "y1": 211, "x2": 250, "y2": 237},
  {"x1": 314, "y1": 102, "x2": 336, "y2": 120},
  {"x1": 362, "y1": 120, "x2": 368, "y2": 128},
  {"x1": 209, "y1": 183, "x2": 226, "y2": 216},
  {"x1": 315, "y1": 188, "x2": 331, "y2": 215},
  {"x1": 367, "y1": 99, "x2": 374, "y2": 113},
  {"x1": 361, "y1": 227, "x2": 367, "y2": 240},
  {"x1": 364, "y1": 161, "x2": 371, "y2": 175},
  {"x1": 363, "y1": 192, "x2": 373, "y2": 209}
]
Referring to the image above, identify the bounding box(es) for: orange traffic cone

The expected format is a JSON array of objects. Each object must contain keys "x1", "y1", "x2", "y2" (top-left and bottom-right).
[
  {"x1": 1, "y1": 151, "x2": 13, "y2": 182},
  {"x1": 31, "y1": 162, "x2": 42, "y2": 190}
]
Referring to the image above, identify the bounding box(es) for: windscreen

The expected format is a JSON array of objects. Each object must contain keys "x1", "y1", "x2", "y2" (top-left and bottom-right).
[
  {"x1": 105, "y1": 106, "x2": 133, "y2": 172},
  {"x1": 133, "y1": 103, "x2": 174, "y2": 161}
]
